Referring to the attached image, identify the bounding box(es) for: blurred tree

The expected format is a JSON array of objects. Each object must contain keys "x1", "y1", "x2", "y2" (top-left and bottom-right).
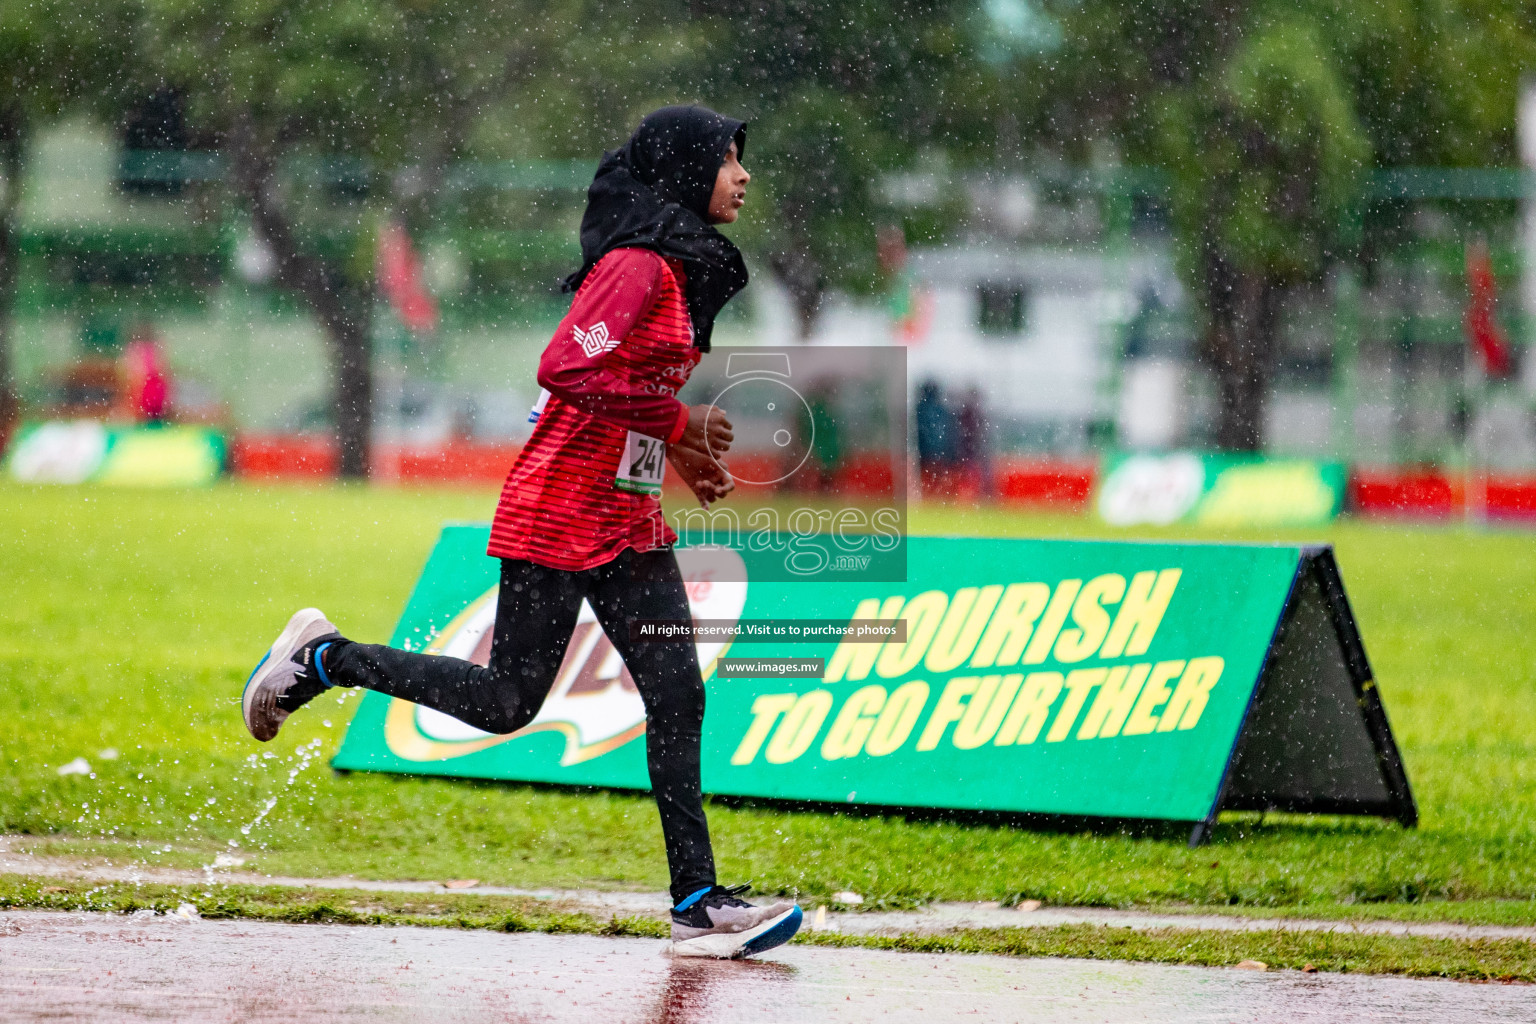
[
  {"x1": 139, "y1": 0, "x2": 552, "y2": 476},
  {"x1": 1036, "y1": 0, "x2": 1536, "y2": 449},
  {"x1": 689, "y1": 0, "x2": 974, "y2": 335},
  {"x1": 1037, "y1": 3, "x2": 1368, "y2": 449},
  {"x1": 0, "y1": 1, "x2": 141, "y2": 432}
]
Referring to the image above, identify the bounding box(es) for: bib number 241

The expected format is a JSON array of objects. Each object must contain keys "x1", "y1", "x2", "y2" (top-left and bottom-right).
[{"x1": 616, "y1": 431, "x2": 666, "y2": 496}]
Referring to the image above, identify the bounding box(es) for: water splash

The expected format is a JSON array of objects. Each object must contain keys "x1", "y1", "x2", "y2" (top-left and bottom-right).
[
  {"x1": 239, "y1": 797, "x2": 279, "y2": 838},
  {"x1": 236, "y1": 737, "x2": 327, "y2": 846}
]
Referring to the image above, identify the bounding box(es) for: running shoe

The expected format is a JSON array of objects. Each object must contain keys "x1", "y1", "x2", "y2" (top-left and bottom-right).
[
  {"x1": 243, "y1": 608, "x2": 341, "y2": 742},
  {"x1": 668, "y1": 884, "x2": 802, "y2": 959}
]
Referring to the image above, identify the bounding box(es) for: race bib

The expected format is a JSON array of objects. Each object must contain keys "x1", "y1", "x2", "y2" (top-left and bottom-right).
[{"x1": 615, "y1": 431, "x2": 666, "y2": 496}]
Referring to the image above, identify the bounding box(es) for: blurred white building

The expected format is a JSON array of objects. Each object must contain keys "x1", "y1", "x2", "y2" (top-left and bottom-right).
[{"x1": 746, "y1": 243, "x2": 1187, "y2": 456}]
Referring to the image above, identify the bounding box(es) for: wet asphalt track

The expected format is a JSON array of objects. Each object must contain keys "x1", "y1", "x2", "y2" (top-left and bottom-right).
[{"x1": 1, "y1": 910, "x2": 1531, "y2": 1023}]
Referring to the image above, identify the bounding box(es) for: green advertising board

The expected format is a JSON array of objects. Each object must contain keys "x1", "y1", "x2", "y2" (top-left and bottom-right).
[
  {"x1": 333, "y1": 528, "x2": 1414, "y2": 842},
  {"x1": 5, "y1": 421, "x2": 225, "y2": 486},
  {"x1": 1097, "y1": 452, "x2": 1347, "y2": 528}
]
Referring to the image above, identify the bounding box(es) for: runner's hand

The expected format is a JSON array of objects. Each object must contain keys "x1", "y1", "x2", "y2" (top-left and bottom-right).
[
  {"x1": 676, "y1": 404, "x2": 733, "y2": 457},
  {"x1": 668, "y1": 445, "x2": 734, "y2": 507}
]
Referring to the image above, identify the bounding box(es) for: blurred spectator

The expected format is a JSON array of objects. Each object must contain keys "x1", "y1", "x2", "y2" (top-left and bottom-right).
[
  {"x1": 1121, "y1": 283, "x2": 1163, "y2": 360},
  {"x1": 123, "y1": 327, "x2": 173, "y2": 423},
  {"x1": 797, "y1": 379, "x2": 843, "y2": 493},
  {"x1": 954, "y1": 386, "x2": 992, "y2": 498},
  {"x1": 915, "y1": 380, "x2": 958, "y2": 495},
  {"x1": 880, "y1": 224, "x2": 934, "y2": 345}
]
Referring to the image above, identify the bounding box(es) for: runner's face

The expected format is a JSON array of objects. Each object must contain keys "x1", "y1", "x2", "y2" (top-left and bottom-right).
[{"x1": 706, "y1": 142, "x2": 750, "y2": 224}]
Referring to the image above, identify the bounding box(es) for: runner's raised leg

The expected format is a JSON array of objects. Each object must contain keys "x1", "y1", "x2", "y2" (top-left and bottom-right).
[{"x1": 313, "y1": 558, "x2": 587, "y2": 734}]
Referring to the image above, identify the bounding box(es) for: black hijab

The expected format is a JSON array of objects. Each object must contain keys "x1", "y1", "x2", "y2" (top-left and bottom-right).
[{"x1": 563, "y1": 105, "x2": 749, "y2": 351}]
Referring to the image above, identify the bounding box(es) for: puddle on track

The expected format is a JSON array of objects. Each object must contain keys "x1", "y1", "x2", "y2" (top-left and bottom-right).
[{"x1": 0, "y1": 911, "x2": 1529, "y2": 1023}]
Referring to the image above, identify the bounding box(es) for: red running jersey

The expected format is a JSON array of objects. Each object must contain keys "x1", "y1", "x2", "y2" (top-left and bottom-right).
[{"x1": 488, "y1": 248, "x2": 700, "y2": 570}]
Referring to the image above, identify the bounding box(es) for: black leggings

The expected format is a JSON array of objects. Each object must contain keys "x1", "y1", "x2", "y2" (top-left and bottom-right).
[{"x1": 326, "y1": 547, "x2": 714, "y2": 903}]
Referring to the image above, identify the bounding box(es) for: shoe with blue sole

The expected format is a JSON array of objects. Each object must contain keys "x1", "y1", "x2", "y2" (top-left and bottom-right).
[
  {"x1": 668, "y1": 884, "x2": 803, "y2": 959},
  {"x1": 243, "y1": 608, "x2": 341, "y2": 742}
]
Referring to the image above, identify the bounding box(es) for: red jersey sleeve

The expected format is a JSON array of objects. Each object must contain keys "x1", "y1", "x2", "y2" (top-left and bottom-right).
[{"x1": 536, "y1": 248, "x2": 690, "y2": 441}]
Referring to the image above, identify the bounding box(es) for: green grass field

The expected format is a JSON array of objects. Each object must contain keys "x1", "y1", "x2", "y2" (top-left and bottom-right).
[{"x1": 2, "y1": 482, "x2": 1534, "y2": 925}]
